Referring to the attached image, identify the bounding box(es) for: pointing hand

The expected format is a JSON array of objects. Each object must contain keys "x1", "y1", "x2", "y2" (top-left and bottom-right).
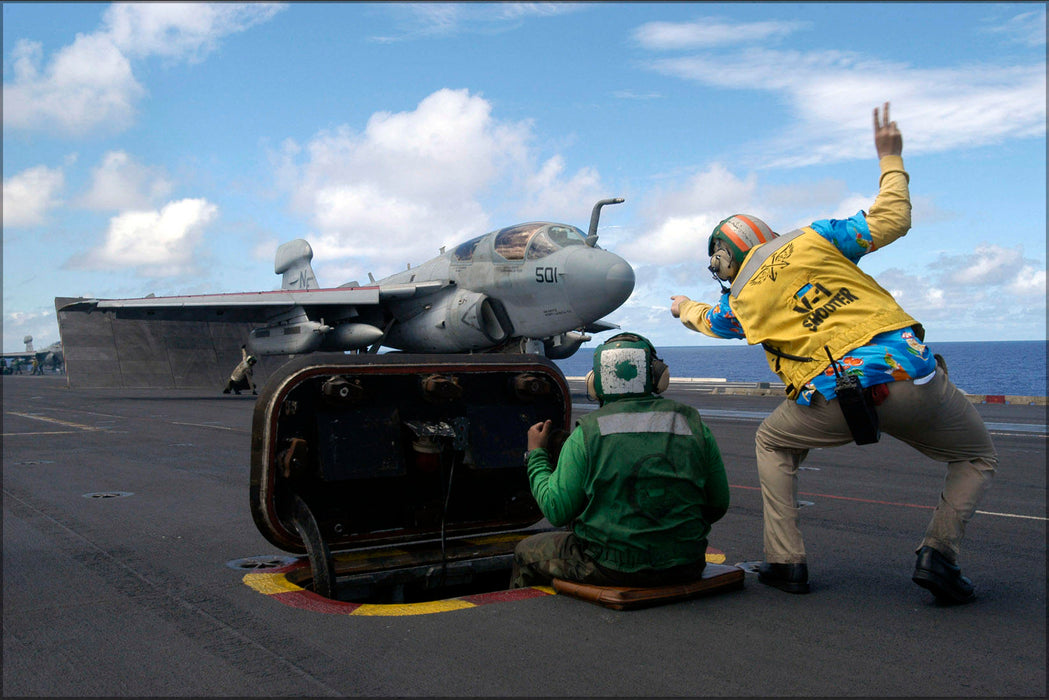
[{"x1": 670, "y1": 295, "x2": 691, "y2": 318}]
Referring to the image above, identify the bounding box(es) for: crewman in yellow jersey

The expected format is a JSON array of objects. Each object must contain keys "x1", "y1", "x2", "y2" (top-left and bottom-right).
[{"x1": 670, "y1": 103, "x2": 997, "y2": 604}]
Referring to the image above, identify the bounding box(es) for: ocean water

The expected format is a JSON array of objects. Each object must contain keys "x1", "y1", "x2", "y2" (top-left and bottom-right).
[{"x1": 554, "y1": 340, "x2": 1047, "y2": 397}]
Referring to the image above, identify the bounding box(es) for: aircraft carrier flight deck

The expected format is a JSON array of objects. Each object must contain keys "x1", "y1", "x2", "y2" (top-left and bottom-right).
[{"x1": 3, "y1": 374, "x2": 1045, "y2": 697}]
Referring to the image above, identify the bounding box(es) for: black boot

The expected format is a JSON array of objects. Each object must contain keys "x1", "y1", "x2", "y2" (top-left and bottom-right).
[
  {"x1": 758, "y1": 562, "x2": 810, "y2": 594},
  {"x1": 912, "y1": 546, "x2": 975, "y2": 604}
]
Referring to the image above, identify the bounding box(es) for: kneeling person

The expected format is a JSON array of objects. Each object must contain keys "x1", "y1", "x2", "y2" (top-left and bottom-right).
[{"x1": 510, "y1": 333, "x2": 730, "y2": 589}]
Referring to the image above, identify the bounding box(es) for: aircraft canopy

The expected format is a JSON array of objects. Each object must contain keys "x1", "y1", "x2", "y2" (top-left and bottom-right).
[{"x1": 490, "y1": 223, "x2": 587, "y2": 261}]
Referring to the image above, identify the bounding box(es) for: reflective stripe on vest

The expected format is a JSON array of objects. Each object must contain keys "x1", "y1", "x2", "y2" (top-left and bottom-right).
[{"x1": 596, "y1": 411, "x2": 694, "y2": 436}]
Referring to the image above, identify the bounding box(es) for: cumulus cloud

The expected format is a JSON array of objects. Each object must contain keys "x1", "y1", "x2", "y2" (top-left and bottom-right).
[
  {"x1": 3, "y1": 3, "x2": 285, "y2": 135},
  {"x1": 3, "y1": 35, "x2": 143, "y2": 135},
  {"x1": 515, "y1": 155, "x2": 604, "y2": 221},
  {"x1": 618, "y1": 163, "x2": 760, "y2": 265},
  {"x1": 70, "y1": 198, "x2": 218, "y2": 275},
  {"x1": 276, "y1": 88, "x2": 604, "y2": 278},
  {"x1": 3, "y1": 165, "x2": 65, "y2": 227},
  {"x1": 874, "y1": 244, "x2": 1045, "y2": 336},
  {"x1": 77, "y1": 151, "x2": 173, "y2": 211}
]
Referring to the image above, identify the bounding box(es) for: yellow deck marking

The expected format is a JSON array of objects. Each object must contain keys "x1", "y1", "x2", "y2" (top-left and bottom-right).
[
  {"x1": 350, "y1": 599, "x2": 477, "y2": 616},
  {"x1": 6, "y1": 412, "x2": 101, "y2": 431},
  {"x1": 242, "y1": 573, "x2": 305, "y2": 595}
]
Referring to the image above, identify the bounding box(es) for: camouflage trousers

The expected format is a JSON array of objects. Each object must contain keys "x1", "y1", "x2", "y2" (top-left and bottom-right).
[{"x1": 509, "y1": 530, "x2": 706, "y2": 589}]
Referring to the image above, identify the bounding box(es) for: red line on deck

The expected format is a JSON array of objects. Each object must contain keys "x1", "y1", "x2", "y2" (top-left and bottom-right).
[{"x1": 730, "y1": 484, "x2": 934, "y2": 510}]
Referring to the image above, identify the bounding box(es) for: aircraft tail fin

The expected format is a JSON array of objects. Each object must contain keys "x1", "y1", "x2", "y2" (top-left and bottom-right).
[{"x1": 274, "y1": 239, "x2": 320, "y2": 290}]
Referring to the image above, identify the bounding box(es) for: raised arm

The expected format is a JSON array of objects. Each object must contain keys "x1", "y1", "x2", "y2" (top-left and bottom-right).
[{"x1": 866, "y1": 101, "x2": 911, "y2": 250}]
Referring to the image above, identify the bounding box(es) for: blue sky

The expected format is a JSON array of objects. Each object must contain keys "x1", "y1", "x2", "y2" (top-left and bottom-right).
[{"x1": 3, "y1": 2, "x2": 1045, "y2": 354}]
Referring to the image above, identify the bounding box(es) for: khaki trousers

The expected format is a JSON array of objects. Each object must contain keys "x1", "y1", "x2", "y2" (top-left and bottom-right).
[{"x1": 754, "y1": 367, "x2": 997, "y2": 565}]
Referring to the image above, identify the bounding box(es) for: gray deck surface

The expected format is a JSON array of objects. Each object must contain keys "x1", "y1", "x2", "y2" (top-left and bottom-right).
[{"x1": 3, "y1": 374, "x2": 1045, "y2": 697}]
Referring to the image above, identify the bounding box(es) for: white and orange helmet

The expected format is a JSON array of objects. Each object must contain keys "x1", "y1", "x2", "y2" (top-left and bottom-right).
[{"x1": 708, "y1": 214, "x2": 776, "y2": 267}]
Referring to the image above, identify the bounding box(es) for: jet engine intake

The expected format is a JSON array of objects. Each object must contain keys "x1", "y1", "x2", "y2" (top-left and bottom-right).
[{"x1": 386, "y1": 290, "x2": 512, "y2": 352}]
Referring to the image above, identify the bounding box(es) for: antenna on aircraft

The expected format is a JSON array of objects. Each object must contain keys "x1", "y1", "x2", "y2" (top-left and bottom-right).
[{"x1": 586, "y1": 197, "x2": 625, "y2": 247}]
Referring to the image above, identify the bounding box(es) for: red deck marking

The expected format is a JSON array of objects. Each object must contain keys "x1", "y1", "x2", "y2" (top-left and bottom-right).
[
  {"x1": 272, "y1": 590, "x2": 363, "y2": 614},
  {"x1": 730, "y1": 483, "x2": 934, "y2": 510},
  {"x1": 460, "y1": 588, "x2": 551, "y2": 605},
  {"x1": 247, "y1": 549, "x2": 732, "y2": 615}
]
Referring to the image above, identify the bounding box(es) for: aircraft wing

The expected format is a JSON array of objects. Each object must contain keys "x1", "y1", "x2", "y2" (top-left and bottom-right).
[
  {"x1": 54, "y1": 280, "x2": 452, "y2": 389},
  {"x1": 58, "y1": 280, "x2": 448, "y2": 321}
]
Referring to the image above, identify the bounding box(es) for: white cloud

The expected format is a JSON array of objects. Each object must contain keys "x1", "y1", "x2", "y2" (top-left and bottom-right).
[
  {"x1": 3, "y1": 35, "x2": 143, "y2": 135},
  {"x1": 640, "y1": 33, "x2": 1045, "y2": 168},
  {"x1": 373, "y1": 2, "x2": 584, "y2": 41},
  {"x1": 277, "y1": 88, "x2": 602, "y2": 276},
  {"x1": 2, "y1": 309, "x2": 60, "y2": 354},
  {"x1": 77, "y1": 151, "x2": 173, "y2": 211},
  {"x1": 981, "y1": 7, "x2": 1047, "y2": 47},
  {"x1": 633, "y1": 17, "x2": 809, "y2": 50},
  {"x1": 3, "y1": 3, "x2": 285, "y2": 135},
  {"x1": 71, "y1": 198, "x2": 218, "y2": 275},
  {"x1": 515, "y1": 155, "x2": 605, "y2": 222},
  {"x1": 931, "y1": 244, "x2": 1042, "y2": 288},
  {"x1": 1008, "y1": 265, "x2": 1046, "y2": 297},
  {"x1": 618, "y1": 163, "x2": 759, "y2": 265},
  {"x1": 873, "y1": 244, "x2": 1046, "y2": 337},
  {"x1": 3, "y1": 165, "x2": 65, "y2": 227},
  {"x1": 103, "y1": 2, "x2": 285, "y2": 62}
]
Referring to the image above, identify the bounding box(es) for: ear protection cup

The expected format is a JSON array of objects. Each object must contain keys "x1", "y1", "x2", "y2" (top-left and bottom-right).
[
  {"x1": 651, "y1": 357, "x2": 670, "y2": 394},
  {"x1": 596, "y1": 333, "x2": 670, "y2": 395},
  {"x1": 708, "y1": 248, "x2": 735, "y2": 281},
  {"x1": 585, "y1": 370, "x2": 598, "y2": 400}
]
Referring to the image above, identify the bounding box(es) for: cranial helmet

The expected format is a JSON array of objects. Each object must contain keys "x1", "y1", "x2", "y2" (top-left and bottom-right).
[
  {"x1": 585, "y1": 332, "x2": 669, "y2": 403},
  {"x1": 708, "y1": 214, "x2": 776, "y2": 268}
]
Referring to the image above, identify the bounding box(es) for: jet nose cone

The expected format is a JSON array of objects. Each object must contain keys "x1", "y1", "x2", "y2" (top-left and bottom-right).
[
  {"x1": 606, "y1": 259, "x2": 635, "y2": 307},
  {"x1": 564, "y1": 248, "x2": 635, "y2": 320}
]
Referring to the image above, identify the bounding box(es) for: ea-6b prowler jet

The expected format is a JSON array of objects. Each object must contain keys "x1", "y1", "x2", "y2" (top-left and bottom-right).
[{"x1": 56, "y1": 199, "x2": 634, "y2": 385}]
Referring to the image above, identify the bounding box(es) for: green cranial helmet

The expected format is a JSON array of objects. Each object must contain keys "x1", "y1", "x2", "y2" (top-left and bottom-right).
[{"x1": 587, "y1": 333, "x2": 669, "y2": 402}]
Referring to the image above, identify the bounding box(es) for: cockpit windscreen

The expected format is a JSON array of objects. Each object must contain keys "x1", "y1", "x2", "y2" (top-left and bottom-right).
[{"x1": 493, "y1": 223, "x2": 586, "y2": 261}]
